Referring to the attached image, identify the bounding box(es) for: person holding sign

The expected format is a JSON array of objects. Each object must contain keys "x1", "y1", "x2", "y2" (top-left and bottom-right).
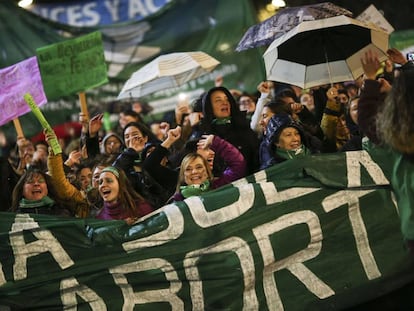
[{"x1": 44, "y1": 129, "x2": 91, "y2": 218}]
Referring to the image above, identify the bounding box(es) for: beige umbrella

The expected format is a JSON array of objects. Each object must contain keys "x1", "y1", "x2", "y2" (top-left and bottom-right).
[{"x1": 118, "y1": 51, "x2": 220, "y2": 99}]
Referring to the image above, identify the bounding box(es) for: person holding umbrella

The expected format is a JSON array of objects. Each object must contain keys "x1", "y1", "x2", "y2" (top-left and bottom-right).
[{"x1": 359, "y1": 48, "x2": 414, "y2": 256}]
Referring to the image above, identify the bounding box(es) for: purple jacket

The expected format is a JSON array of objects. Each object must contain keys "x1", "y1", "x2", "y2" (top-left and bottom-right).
[
  {"x1": 210, "y1": 135, "x2": 247, "y2": 188},
  {"x1": 170, "y1": 136, "x2": 247, "y2": 202}
]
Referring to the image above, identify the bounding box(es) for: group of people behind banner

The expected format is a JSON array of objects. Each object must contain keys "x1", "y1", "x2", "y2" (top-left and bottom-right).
[{"x1": 0, "y1": 48, "x2": 413, "y2": 255}]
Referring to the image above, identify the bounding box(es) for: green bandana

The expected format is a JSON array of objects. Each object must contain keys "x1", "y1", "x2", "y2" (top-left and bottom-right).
[
  {"x1": 180, "y1": 180, "x2": 211, "y2": 198},
  {"x1": 212, "y1": 117, "x2": 231, "y2": 125},
  {"x1": 275, "y1": 144, "x2": 310, "y2": 160},
  {"x1": 19, "y1": 196, "x2": 55, "y2": 209}
]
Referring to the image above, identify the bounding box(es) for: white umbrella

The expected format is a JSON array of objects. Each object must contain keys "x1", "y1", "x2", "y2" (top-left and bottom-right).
[
  {"x1": 263, "y1": 15, "x2": 389, "y2": 89},
  {"x1": 118, "y1": 51, "x2": 220, "y2": 99}
]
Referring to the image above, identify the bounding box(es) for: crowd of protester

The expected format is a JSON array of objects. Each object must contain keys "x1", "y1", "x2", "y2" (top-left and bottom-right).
[{"x1": 0, "y1": 48, "x2": 413, "y2": 254}]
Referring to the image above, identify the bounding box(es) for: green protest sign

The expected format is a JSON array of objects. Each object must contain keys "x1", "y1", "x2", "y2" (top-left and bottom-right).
[
  {"x1": 0, "y1": 149, "x2": 412, "y2": 310},
  {"x1": 36, "y1": 31, "x2": 108, "y2": 100}
]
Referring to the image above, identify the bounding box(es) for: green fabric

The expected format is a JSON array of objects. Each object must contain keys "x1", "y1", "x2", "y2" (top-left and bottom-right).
[
  {"x1": 19, "y1": 196, "x2": 55, "y2": 209},
  {"x1": 180, "y1": 180, "x2": 211, "y2": 198},
  {"x1": 36, "y1": 31, "x2": 108, "y2": 100},
  {"x1": 133, "y1": 151, "x2": 143, "y2": 165},
  {"x1": 0, "y1": 149, "x2": 413, "y2": 310},
  {"x1": 363, "y1": 140, "x2": 414, "y2": 240},
  {"x1": 212, "y1": 117, "x2": 232, "y2": 125},
  {"x1": 275, "y1": 144, "x2": 311, "y2": 160},
  {"x1": 391, "y1": 153, "x2": 414, "y2": 240}
]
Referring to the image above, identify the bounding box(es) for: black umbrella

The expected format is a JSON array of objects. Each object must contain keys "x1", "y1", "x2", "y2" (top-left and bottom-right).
[
  {"x1": 263, "y1": 15, "x2": 389, "y2": 89},
  {"x1": 236, "y1": 2, "x2": 352, "y2": 52}
]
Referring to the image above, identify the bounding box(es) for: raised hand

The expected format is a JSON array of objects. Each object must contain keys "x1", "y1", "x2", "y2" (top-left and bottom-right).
[
  {"x1": 387, "y1": 48, "x2": 408, "y2": 65},
  {"x1": 197, "y1": 134, "x2": 214, "y2": 150},
  {"x1": 361, "y1": 50, "x2": 381, "y2": 80},
  {"x1": 89, "y1": 114, "x2": 103, "y2": 137},
  {"x1": 161, "y1": 126, "x2": 181, "y2": 149}
]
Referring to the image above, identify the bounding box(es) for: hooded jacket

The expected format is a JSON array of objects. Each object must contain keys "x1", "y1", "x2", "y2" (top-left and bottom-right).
[
  {"x1": 194, "y1": 86, "x2": 259, "y2": 174},
  {"x1": 260, "y1": 113, "x2": 312, "y2": 169}
]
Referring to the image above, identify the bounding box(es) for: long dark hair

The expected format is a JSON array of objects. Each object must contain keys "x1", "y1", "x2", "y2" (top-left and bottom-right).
[{"x1": 123, "y1": 121, "x2": 158, "y2": 144}]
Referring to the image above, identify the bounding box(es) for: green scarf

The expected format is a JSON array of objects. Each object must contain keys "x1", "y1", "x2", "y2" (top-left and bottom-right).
[
  {"x1": 212, "y1": 117, "x2": 231, "y2": 125},
  {"x1": 180, "y1": 180, "x2": 211, "y2": 198},
  {"x1": 134, "y1": 151, "x2": 143, "y2": 165},
  {"x1": 19, "y1": 196, "x2": 55, "y2": 209},
  {"x1": 275, "y1": 144, "x2": 310, "y2": 160}
]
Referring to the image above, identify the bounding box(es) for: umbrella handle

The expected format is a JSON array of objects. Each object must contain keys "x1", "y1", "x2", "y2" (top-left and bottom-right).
[{"x1": 324, "y1": 50, "x2": 333, "y2": 88}]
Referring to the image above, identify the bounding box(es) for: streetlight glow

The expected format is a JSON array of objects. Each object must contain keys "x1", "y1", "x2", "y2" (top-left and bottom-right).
[
  {"x1": 272, "y1": 0, "x2": 286, "y2": 8},
  {"x1": 18, "y1": 0, "x2": 33, "y2": 8}
]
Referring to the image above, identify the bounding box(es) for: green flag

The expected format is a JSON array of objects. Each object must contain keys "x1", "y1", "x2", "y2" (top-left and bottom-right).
[{"x1": 36, "y1": 31, "x2": 108, "y2": 100}]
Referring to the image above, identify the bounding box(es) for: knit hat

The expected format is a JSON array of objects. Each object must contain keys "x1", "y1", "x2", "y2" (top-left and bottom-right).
[
  {"x1": 265, "y1": 113, "x2": 305, "y2": 146},
  {"x1": 100, "y1": 133, "x2": 124, "y2": 154}
]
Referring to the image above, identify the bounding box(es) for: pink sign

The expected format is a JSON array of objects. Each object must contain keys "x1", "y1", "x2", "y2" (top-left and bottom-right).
[{"x1": 0, "y1": 56, "x2": 47, "y2": 126}]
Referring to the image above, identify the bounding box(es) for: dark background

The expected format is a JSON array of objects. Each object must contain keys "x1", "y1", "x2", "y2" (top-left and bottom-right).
[{"x1": 251, "y1": 0, "x2": 412, "y2": 31}]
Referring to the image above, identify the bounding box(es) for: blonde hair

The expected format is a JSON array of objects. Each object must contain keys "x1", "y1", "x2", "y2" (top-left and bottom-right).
[{"x1": 176, "y1": 153, "x2": 213, "y2": 191}]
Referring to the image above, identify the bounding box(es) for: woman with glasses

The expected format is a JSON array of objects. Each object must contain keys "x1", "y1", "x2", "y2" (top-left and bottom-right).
[
  {"x1": 166, "y1": 132, "x2": 246, "y2": 202},
  {"x1": 10, "y1": 167, "x2": 73, "y2": 216}
]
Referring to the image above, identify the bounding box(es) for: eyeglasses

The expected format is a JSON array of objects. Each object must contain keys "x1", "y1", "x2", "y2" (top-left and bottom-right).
[
  {"x1": 185, "y1": 164, "x2": 205, "y2": 174},
  {"x1": 239, "y1": 99, "x2": 253, "y2": 105}
]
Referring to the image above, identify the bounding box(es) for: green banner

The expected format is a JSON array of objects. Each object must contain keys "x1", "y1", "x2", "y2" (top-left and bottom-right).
[
  {"x1": 0, "y1": 149, "x2": 413, "y2": 310},
  {"x1": 36, "y1": 31, "x2": 108, "y2": 100},
  {"x1": 390, "y1": 29, "x2": 414, "y2": 51}
]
